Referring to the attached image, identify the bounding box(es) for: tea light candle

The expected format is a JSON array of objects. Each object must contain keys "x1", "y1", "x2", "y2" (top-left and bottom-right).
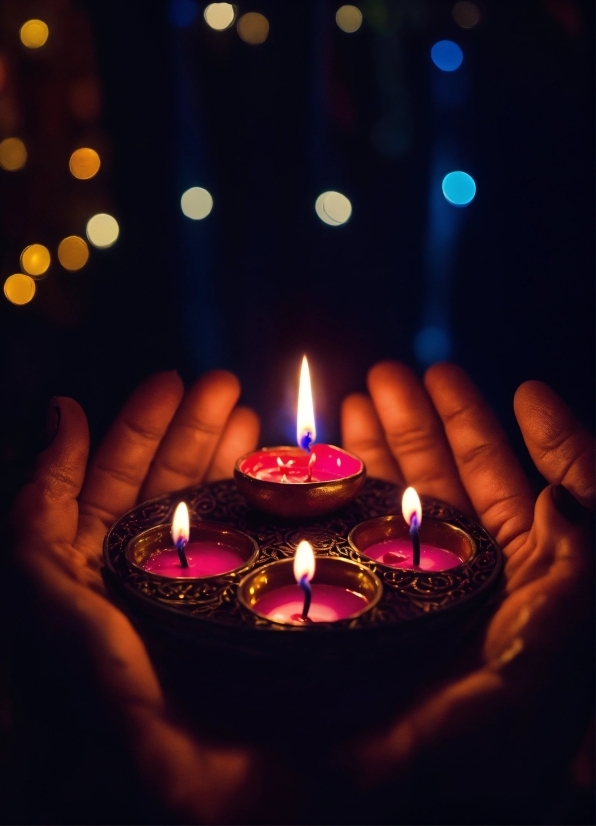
[
  {"x1": 234, "y1": 357, "x2": 365, "y2": 517},
  {"x1": 125, "y1": 505, "x2": 259, "y2": 580},
  {"x1": 238, "y1": 543, "x2": 382, "y2": 625}
]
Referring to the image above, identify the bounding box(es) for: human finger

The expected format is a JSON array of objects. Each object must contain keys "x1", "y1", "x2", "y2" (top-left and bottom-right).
[
  {"x1": 341, "y1": 393, "x2": 402, "y2": 484},
  {"x1": 140, "y1": 370, "x2": 241, "y2": 500},
  {"x1": 424, "y1": 363, "x2": 535, "y2": 557},
  {"x1": 514, "y1": 380, "x2": 595, "y2": 508},
  {"x1": 368, "y1": 362, "x2": 472, "y2": 512},
  {"x1": 76, "y1": 372, "x2": 184, "y2": 556},
  {"x1": 205, "y1": 406, "x2": 260, "y2": 481}
]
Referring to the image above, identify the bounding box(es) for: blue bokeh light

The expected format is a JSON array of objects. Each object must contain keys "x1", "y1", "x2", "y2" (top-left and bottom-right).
[
  {"x1": 431, "y1": 40, "x2": 463, "y2": 72},
  {"x1": 168, "y1": 0, "x2": 198, "y2": 28},
  {"x1": 414, "y1": 326, "x2": 452, "y2": 366},
  {"x1": 442, "y1": 171, "x2": 476, "y2": 206}
]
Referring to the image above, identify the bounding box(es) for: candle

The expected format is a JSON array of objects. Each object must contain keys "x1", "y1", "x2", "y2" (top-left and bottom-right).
[
  {"x1": 403, "y1": 487, "x2": 422, "y2": 567},
  {"x1": 348, "y1": 509, "x2": 475, "y2": 573},
  {"x1": 238, "y1": 550, "x2": 382, "y2": 625},
  {"x1": 125, "y1": 510, "x2": 259, "y2": 580},
  {"x1": 234, "y1": 356, "x2": 365, "y2": 517}
]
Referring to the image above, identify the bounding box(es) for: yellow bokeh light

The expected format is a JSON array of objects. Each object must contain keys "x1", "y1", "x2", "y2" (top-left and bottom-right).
[
  {"x1": 181, "y1": 187, "x2": 213, "y2": 220},
  {"x1": 4, "y1": 273, "x2": 35, "y2": 305},
  {"x1": 452, "y1": 1, "x2": 481, "y2": 29},
  {"x1": 86, "y1": 213, "x2": 119, "y2": 248},
  {"x1": 204, "y1": 3, "x2": 235, "y2": 30},
  {"x1": 19, "y1": 19, "x2": 49, "y2": 49},
  {"x1": 336, "y1": 5, "x2": 363, "y2": 33},
  {"x1": 0, "y1": 137, "x2": 27, "y2": 171},
  {"x1": 237, "y1": 12, "x2": 269, "y2": 45},
  {"x1": 69, "y1": 147, "x2": 101, "y2": 180},
  {"x1": 57, "y1": 236, "x2": 89, "y2": 271},
  {"x1": 315, "y1": 191, "x2": 352, "y2": 226},
  {"x1": 21, "y1": 244, "x2": 50, "y2": 276}
]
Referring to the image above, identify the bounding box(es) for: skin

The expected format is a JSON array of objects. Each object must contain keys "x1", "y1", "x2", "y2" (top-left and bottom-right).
[{"x1": 11, "y1": 363, "x2": 594, "y2": 823}]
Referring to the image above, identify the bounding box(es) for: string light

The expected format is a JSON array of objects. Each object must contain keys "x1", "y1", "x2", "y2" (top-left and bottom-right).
[
  {"x1": 204, "y1": 3, "x2": 235, "y2": 30},
  {"x1": 20, "y1": 244, "x2": 50, "y2": 277},
  {"x1": 431, "y1": 40, "x2": 463, "y2": 72},
  {"x1": 0, "y1": 137, "x2": 27, "y2": 171},
  {"x1": 335, "y1": 5, "x2": 363, "y2": 33},
  {"x1": 69, "y1": 148, "x2": 101, "y2": 180},
  {"x1": 181, "y1": 187, "x2": 213, "y2": 219},
  {"x1": 237, "y1": 13, "x2": 269, "y2": 44},
  {"x1": 442, "y1": 171, "x2": 476, "y2": 206},
  {"x1": 57, "y1": 236, "x2": 89, "y2": 270},
  {"x1": 86, "y1": 213, "x2": 119, "y2": 248},
  {"x1": 19, "y1": 19, "x2": 49, "y2": 49},
  {"x1": 4, "y1": 274, "x2": 36, "y2": 305},
  {"x1": 315, "y1": 191, "x2": 352, "y2": 226}
]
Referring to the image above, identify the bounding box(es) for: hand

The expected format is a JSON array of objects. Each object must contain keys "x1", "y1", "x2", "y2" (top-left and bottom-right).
[
  {"x1": 11, "y1": 370, "x2": 277, "y2": 824},
  {"x1": 340, "y1": 362, "x2": 594, "y2": 823}
]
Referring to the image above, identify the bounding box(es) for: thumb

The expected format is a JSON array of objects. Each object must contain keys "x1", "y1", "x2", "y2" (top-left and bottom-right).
[{"x1": 11, "y1": 396, "x2": 90, "y2": 549}]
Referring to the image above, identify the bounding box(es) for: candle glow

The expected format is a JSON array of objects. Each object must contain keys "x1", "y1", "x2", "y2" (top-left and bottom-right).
[
  {"x1": 171, "y1": 502, "x2": 190, "y2": 567},
  {"x1": 293, "y1": 540, "x2": 315, "y2": 621},
  {"x1": 297, "y1": 355, "x2": 316, "y2": 452},
  {"x1": 402, "y1": 486, "x2": 422, "y2": 528}
]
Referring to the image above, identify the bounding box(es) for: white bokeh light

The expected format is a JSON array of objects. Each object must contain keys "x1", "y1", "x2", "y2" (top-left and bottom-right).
[
  {"x1": 86, "y1": 213, "x2": 119, "y2": 248},
  {"x1": 204, "y1": 3, "x2": 235, "y2": 30},
  {"x1": 181, "y1": 187, "x2": 214, "y2": 220},
  {"x1": 315, "y1": 191, "x2": 352, "y2": 226}
]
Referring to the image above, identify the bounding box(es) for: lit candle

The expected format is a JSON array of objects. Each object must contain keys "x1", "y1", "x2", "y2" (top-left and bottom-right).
[
  {"x1": 403, "y1": 487, "x2": 421, "y2": 567},
  {"x1": 234, "y1": 356, "x2": 365, "y2": 517},
  {"x1": 125, "y1": 506, "x2": 259, "y2": 579},
  {"x1": 239, "y1": 545, "x2": 381, "y2": 624}
]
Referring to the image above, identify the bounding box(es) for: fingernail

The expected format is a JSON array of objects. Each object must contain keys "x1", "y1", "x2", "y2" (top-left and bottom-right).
[
  {"x1": 46, "y1": 397, "x2": 61, "y2": 444},
  {"x1": 552, "y1": 484, "x2": 586, "y2": 525}
]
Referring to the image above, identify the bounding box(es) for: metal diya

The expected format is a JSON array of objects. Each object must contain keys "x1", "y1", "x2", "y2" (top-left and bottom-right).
[{"x1": 103, "y1": 478, "x2": 503, "y2": 658}]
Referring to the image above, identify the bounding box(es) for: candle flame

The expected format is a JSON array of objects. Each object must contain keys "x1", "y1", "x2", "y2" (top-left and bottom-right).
[
  {"x1": 171, "y1": 501, "x2": 190, "y2": 545},
  {"x1": 293, "y1": 540, "x2": 315, "y2": 583},
  {"x1": 297, "y1": 355, "x2": 316, "y2": 451},
  {"x1": 402, "y1": 487, "x2": 422, "y2": 528}
]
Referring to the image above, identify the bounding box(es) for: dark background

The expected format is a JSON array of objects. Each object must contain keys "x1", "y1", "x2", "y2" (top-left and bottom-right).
[{"x1": 0, "y1": 0, "x2": 593, "y2": 503}]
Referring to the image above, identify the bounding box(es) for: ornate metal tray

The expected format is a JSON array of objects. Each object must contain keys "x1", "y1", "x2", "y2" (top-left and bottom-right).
[{"x1": 103, "y1": 478, "x2": 502, "y2": 658}]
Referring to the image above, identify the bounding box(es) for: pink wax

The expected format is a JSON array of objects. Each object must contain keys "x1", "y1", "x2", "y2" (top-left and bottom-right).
[
  {"x1": 363, "y1": 539, "x2": 463, "y2": 571},
  {"x1": 254, "y1": 583, "x2": 369, "y2": 623},
  {"x1": 141, "y1": 541, "x2": 246, "y2": 578},
  {"x1": 238, "y1": 444, "x2": 363, "y2": 483}
]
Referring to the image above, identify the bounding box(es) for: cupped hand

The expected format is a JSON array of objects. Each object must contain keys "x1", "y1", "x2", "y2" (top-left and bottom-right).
[
  {"x1": 340, "y1": 362, "x2": 594, "y2": 822},
  {"x1": 11, "y1": 370, "x2": 274, "y2": 824}
]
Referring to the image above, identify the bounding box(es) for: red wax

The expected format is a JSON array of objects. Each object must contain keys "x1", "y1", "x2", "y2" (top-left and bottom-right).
[
  {"x1": 238, "y1": 444, "x2": 362, "y2": 483},
  {"x1": 254, "y1": 583, "x2": 369, "y2": 623},
  {"x1": 364, "y1": 539, "x2": 463, "y2": 571},
  {"x1": 141, "y1": 541, "x2": 246, "y2": 578}
]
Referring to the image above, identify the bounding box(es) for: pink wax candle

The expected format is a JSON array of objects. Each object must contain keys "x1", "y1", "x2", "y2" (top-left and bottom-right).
[
  {"x1": 141, "y1": 541, "x2": 248, "y2": 578},
  {"x1": 362, "y1": 538, "x2": 463, "y2": 571},
  {"x1": 237, "y1": 443, "x2": 363, "y2": 483},
  {"x1": 253, "y1": 582, "x2": 370, "y2": 623}
]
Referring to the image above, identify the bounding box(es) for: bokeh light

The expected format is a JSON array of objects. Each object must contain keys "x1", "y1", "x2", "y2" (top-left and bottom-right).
[
  {"x1": 431, "y1": 40, "x2": 463, "y2": 72},
  {"x1": 414, "y1": 326, "x2": 452, "y2": 365},
  {"x1": 0, "y1": 137, "x2": 27, "y2": 171},
  {"x1": 335, "y1": 5, "x2": 363, "y2": 33},
  {"x1": 169, "y1": 0, "x2": 199, "y2": 27},
  {"x1": 315, "y1": 191, "x2": 352, "y2": 226},
  {"x1": 19, "y1": 19, "x2": 49, "y2": 49},
  {"x1": 237, "y1": 12, "x2": 269, "y2": 44},
  {"x1": 442, "y1": 171, "x2": 476, "y2": 206},
  {"x1": 86, "y1": 213, "x2": 119, "y2": 248},
  {"x1": 57, "y1": 236, "x2": 89, "y2": 270},
  {"x1": 4, "y1": 274, "x2": 35, "y2": 305},
  {"x1": 20, "y1": 244, "x2": 50, "y2": 276},
  {"x1": 452, "y1": 1, "x2": 481, "y2": 29},
  {"x1": 181, "y1": 187, "x2": 213, "y2": 219},
  {"x1": 69, "y1": 148, "x2": 101, "y2": 180},
  {"x1": 204, "y1": 3, "x2": 235, "y2": 30}
]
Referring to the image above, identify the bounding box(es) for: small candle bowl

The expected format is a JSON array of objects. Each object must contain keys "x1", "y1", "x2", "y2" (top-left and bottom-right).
[
  {"x1": 125, "y1": 521, "x2": 259, "y2": 580},
  {"x1": 234, "y1": 445, "x2": 366, "y2": 519},
  {"x1": 237, "y1": 556, "x2": 382, "y2": 625},
  {"x1": 348, "y1": 514, "x2": 476, "y2": 571}
]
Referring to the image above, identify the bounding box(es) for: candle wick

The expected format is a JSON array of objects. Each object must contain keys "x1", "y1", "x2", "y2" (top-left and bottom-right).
[
  {"x1": 176, "y1": 537, "x2": 189, "y2": 568},
  {"x1": 299, "y1": 430, "x2": 313, "y2": 453},
  {"x1": 299, "y1": 574, "x2": 312, "y2": 619},
  {"x1": 409, "y1": 515, "x2": 420, "y2": 567}
]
